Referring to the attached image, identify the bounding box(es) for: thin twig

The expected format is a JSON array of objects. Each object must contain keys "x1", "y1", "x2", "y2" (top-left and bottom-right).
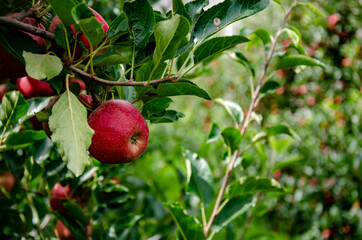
[{"x1": 204, "y1": 1, "x2": 298, "y2": 237}]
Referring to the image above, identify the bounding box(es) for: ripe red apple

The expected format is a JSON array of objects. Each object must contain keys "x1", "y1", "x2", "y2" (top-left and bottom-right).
[
  {"x1": 328, "y1": 14, "x2": 339, "y2": 30},
  {"x1": 49, "y1": 8, "x2": 109, "y2": 60},
  {"x1": 17, "y1": 76, "x2": 54, "y2": 99},
  {"x1": 50, "y1": 182, "x2": 74, "y2": 212},
  {"x1": 69, "y1": 78, "x2": 86, "y2": 91},
  {"x1": 54, "y1": 220, "x2": 76, "y2": 240},
  {"x1": 0, "y1": 14, "x2": 45, "y2": 80},
  {"x1": 0, "y1": 83, "x2": 8, "y2": 101},
  {"x1": 0, "y1": 171, "x2": 15, "y2": 193},
  {"x1": 88, "y1": 100, "x2": 149, "y2": 164},
  {"x1": 42, "y1": 93, "x2": 93, "y2": 138}
]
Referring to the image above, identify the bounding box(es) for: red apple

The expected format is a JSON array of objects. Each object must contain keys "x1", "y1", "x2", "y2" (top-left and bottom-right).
[
  {"x1": 49, "y1": 8, "x2": 109, "y2": 60},
  {"x1": 42, "y1": 93, "x2": 93, "y2": 137},
  {"x1": 88, "y1": 100, "x2": 149, "y2": 164},
  {"x1": 0, "y1": 171, "x2": 15, "y2": 193},
  {"x1": 69, "y1": 78, "x2": 86, "y2": 91},
  {"x1": 54, "y1": 220, "x2": 76, "y2": 240},
  {"x1": 50, "y1": 182, "x2": 73, "y2": 212},
  {"x1": 328, "y1": 14, "x2": 339, "y2": 30},
  {"x1": 0, "y1": 14, "x2": 45, "y2": 80},
  {"x1": 0, "y1": 83, "x2": 8, "y2": 101},
  {"x1": 17, "y1": 76, "x2": 54, "y2": 99}
]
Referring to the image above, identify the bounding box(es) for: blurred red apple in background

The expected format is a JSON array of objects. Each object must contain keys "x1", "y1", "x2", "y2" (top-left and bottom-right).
[
  {"x1": 17, "y1": 76, "x2": 54, "y2": 99},
  {"x1": 0, "y1": 171, "x2": 15, "y2": 193}
]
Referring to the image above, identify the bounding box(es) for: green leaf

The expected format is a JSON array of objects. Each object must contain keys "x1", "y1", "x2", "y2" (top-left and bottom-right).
[
  {"x1": 23, "y1": 52, "x2": 63, "y2": 80},
  {"x1": 93, "y1": 52, "x2": 131, "y2": 66},
  {"x1": 136, "y1": 61, "x2": 167, "y2": 82},
  {"x1": 0, "y1": 25, "x2": 44, "y2": 64},
  {"x1": 284, "y1": 27, "x2": 300, "y2": 47},
  {"x1": 185, "y1": 0, "x2": 209, "y2": 22},
  {"x1": 265, "y1": 124, "x2": 299, "y2": 140},
  {"x1": 48, "y1": 0, "x2": 78, "y2": 26},
  {"x1": 232, "y1": 52, "x2": 255, "y2": 76},
  {"x1": 49, "y1": 92, "x2": 94, "y2": 177},
  {"x1": 227, "y1": 176, "x2": 284, "y2": 198},
  {"x1": 63, "y1": 200, "x2": 90, "y2": 227},
  {"x1": 173, "y1": 0, "x2": 192, "y2": 24},
  {"x1": 0, "y1": 91, "x2": 29, "y2": 131},
  {"x1": 305, "y1": 3, "x2": 326, "y2": 17},
  {"x1": 146, "y1": 110, "x2": 185, "y2": 123},
  {"x1": 53, "y1": 212, "x2": 87, "y2": 240},
  {"x1": 215, "y1": 98, "x2": 244, "y2": 125},
  {"x1": 272, "y1": 0, "x2": 282, "y2": 6},
  {"x1": 5, "y1": 130, "x2": 47, "y2": 149},
  {"x1": 184, "y1": 150, "x2": 214, "y2": 206},
  {"x1": 193, "y1": 36, "x2": 249, "y2": 65},
  {"x1": 106, "y1": 13, "x2": 128, "y2": 40},
  {"x1": 260, "y1": 81, "x2": 280, "y2": 94},
  {"x1": 153, "y1": 14, "x2": 190, "y2": 64},
  {"x1": 54, "y1": 24, "x2": 74, "y2": 49},
  {"x1": 276, "y1": 55, "x2": 326, "y2": 69},
  {"x1": 273, "y1": 155, "x2": 304, "y2": 171},
  {"x1": 164, "y1": 202, "x2": 205, "y2": 240},
  {"x1": 207, "y1": 122, "x2": 221, "y2": 143},
  {"x1": 141, "y1": 98, "x2": 185, "y2": 123},
  {"x1": 193, "y1": 0, "x2": 270, "y2": 42},
  {"x1": 212, "y1": 195, "x2": 255, "y2": 234},
  {"x1": 123, "y1": 0, "x2": 155, "y2": 49},
  {"x1": 221, "y1": 127, "x2": 242, "y2": 151},
  {"x1": 71, "y1": 3, "x2": 104, "y2": 47},
  {"x1": 253, "y1": 28, "x2": 271, "y2": 45}
]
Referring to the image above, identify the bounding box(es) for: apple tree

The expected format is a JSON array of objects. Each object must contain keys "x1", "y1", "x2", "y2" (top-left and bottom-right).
[{"x1": 0, "y1": 0, "x2": 327, "y2": 239}]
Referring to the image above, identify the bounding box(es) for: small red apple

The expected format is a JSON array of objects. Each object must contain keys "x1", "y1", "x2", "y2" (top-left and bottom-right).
[
  {"x1": 50, "y1": 183, "x2": 74, "y2": 212},
  {"x1": 88, "y1": 100, "x2": 149, "y2": 164},
  {"x1": 17, "y1": 76, "x2": 54, "y2": 99},
  {"x1": 0, "y1": 83, "x2": 8, "y2": 101},
  {"x1": 49, "y1": 8, "x2": 109, "y2": 60},
  {"x1": 307, "y1": 96, "x2": 316, "y2": 106},
  {"x1": 328, "y1": 14, "x2": 339, "y2": 30},
  {"x1": 0, "y1": 14, "x2": 45, "y2": 80},
  {"x1": 54, "y1": 220, "x2": 76, "y2": 240},
  {"x1": 69, "y1": 78, "x2": 86, "y2": 91},
  {"x1": 0, "y1": 171, "x2": 15, "y2": 193}
]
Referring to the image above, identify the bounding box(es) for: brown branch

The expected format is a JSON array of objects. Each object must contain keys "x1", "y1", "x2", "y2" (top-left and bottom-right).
[
  {"x1": 68, "y1": 65, "x2": 180, "y2": 86},
  {"x1": 0, "y1": 16, "x2": 54, "y2": 41},
  {"x1": 203, "y1": 1, "x2": 298, "y2": 237}
]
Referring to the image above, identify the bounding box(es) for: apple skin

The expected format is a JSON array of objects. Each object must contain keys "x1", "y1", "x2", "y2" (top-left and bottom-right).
[
  {"x1": 42, "y1": 94, "x2": 93, "y2": 138},
  {"x1": 49, "y1": 8, "x2": 109, "y2": 59},
  {"x1": 0, "y1": 171, "x2": 15, "y2": 193},
  {"x1": 50, "y1": 182, "x2": 73, "y2": 213},
  {"x1": 69, "y1": 78, "x2": 86, "y2": 91},
  {"x1": 17, "y1": 76, "x2": 54, "y2": 99},
  {"x1": 0, "y1": 14, "x2": 45, "y2": 80},
  {"x1": 54, "y1": 220, "x2": 77, "y2": 240},
  {"x1": 88, "y1": 100, "x2": 149, "y2": 164}
]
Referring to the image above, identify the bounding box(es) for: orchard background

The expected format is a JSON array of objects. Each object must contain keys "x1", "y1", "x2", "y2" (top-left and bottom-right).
[{"x1": 0, "y1": 0, "x2": 361, "y2": 239}]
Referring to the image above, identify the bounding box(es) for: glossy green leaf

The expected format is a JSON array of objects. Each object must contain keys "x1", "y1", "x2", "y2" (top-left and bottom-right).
[
  {"x1": 232, "y1": 52, "x2": 255, "y2": 76},
  {"x1": 164, "y1": 202, "x2": 205, "y2": 240},
  {"x1": 184, "y1": 150, "x2": 214, "y2": 206},
  {"x1": 207, "y1": 122, "x2": 221, "y2": 143},
  {"x1": 48, "y1": 0, "x2": 78, "y2": 26},
  {"x1": 123, "y1": 0, "x2": 155, "y2": 49},
  {"x1": 273, "y1": 0, "x2": 282, "y2": 6},
  {"x1": 142, "y1": 98, "x2": 185, "y2": 123},
  {"x1": 106, "y1": 13, "x2": 128, "y2": 40},
  {"x1": 71, "y1": 3, "x2": 104, "y2": 47},
  {"x1": 254, "y1": 28, "x2": 271, "y2": 44},
  {"x1": 260, "y1": 81, "x2": 280, "y2": 94},
  {"x1": 23, "y1": 52, "x2": 63, "y2": 80},
  {"x1": 0, "y1": 91, "x2": 29, "y2": 131},
  {"x1": 193, "y1": 0, "x2": 269, "y2": 41},
  {"x1": 227, "y1": 176, "x2": 284, "y2": 198},
  {"x1": 0, "y1": 25, "x2": 44, "y2": 65},
  {"x1": 194, "y1": 36, "x2": 249, "y2": 65},
  {"x1": 221, "y1": 127, "x2": 242, "y2": 151},
  {"x1": 185, "y1": 0, "x2": 209, "y2": 24},
  {"x1": 153, "y1": 14, "x2": 190, "y2": 64},
  {"x1": 64, "y1": 200, "x2": 90, "y2": 227},
  {"x1": 25, "y1": 152, "x2": 43, "y2": 180},
  {"x1": 173, "y1": 0, "x2": 192, "y2": 24},
  {"x1": 284, "y1": 28, "x2": 300, "y2": 47},
  {"x1": 212, "y1": 195, "x2": 255, "y2": 234},
  {"x1": 273, "y1": 155, "x2": 304, "y2": 171},
  {"x1": 265, "y1": 124, "x2": 299, "y2": 140},
  {"x1": 215, "y1": 98, "x2": 244, "y2": 125},
  {"x1": 54, "y1": 24, "x2": 74, "y2": 49},
  {"x1": 136, "y1": 61, "x2": 167, "y2": 82},
  {"x1": 53, "y1": 212, "x2": 87, "y2": 240},
  {"x1": 49, "y1": 91, "x2": 94, "y2": 177},
  {"x1": 276, "y1": 55, "x2": 326, "y2": 69},
  {"x1": 93, "y1": 52, "x2": 131, "y2": 66},
  {"x1": 5, "y1": 130, "x2": 47, "y2": 149}
]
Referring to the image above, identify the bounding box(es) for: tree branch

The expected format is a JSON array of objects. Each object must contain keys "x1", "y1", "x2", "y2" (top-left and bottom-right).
[
  {"x1": 203, "y1": 1, "x2": 298, "y2": 237},
  {"x1": 68, "y1": 65, "x2": 180, "y2": 86}
]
